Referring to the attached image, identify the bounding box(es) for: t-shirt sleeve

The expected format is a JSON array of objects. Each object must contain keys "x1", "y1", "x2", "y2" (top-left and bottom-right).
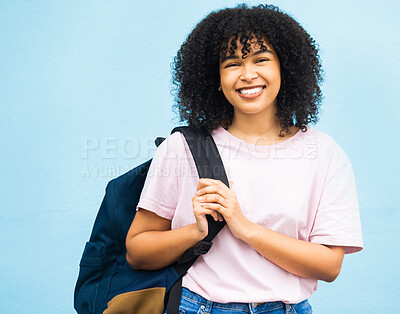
[
  {"x1": 136, "y1": 132, "x2": 184, "y2": 220},
  {"x1": 309, "y1": 160, "x2": 364, "y2": 254}
]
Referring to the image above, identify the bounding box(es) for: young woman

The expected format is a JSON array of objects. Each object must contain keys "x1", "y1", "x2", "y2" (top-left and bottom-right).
[{"x1": 126, "y1": 4, "x2": 363, "y2": 313}]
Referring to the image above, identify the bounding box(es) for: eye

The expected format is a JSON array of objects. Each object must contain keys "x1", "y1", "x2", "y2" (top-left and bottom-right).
[
  {"x1": 255, "y1": 58, "x2": 270, "y2": 63},
  {"x1": 224, "y1": 63, "x2": 240, "y2": 68}
]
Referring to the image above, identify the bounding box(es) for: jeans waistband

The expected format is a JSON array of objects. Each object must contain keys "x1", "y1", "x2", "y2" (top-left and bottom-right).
[{"x1": 181, "y1": 287, "x2": 308, "y2": 312}]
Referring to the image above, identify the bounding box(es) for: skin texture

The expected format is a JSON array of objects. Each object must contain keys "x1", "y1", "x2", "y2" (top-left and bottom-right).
[
  {"x1": 219, "y1": 39, "x2": 299, "y2": 145},
  {"x1": 219, "y1": 40, "x2": 281, "y2": 120},
  {"x1": 126, "y1": 210, "x2": 203, "y2": 270}
]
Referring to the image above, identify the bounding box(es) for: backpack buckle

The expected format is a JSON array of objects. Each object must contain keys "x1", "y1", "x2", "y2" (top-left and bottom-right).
[
  {"x1": 193, "y1": 240, "x2": 213, "y2": 255},
  {"x1": 177, "y1": 240, "x2": 213, "y2": 264}
]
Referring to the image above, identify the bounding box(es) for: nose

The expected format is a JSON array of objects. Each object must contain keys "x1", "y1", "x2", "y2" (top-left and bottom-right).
[{"x1": 240, "y1": 64, "x2": 258, "y2": 81}]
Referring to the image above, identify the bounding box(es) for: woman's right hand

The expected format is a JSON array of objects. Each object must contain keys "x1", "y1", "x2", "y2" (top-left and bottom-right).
[{"x1": 192, "y1": 180, "x2": 224, "y2": 238}]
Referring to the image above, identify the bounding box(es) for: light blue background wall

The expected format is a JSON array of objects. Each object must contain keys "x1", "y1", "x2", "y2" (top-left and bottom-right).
[{"x1": 1, "y1": 0, "x2": 399, "y2": 313}]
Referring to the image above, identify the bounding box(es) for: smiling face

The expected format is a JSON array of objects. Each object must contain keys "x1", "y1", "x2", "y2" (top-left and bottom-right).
[{"x1": 219, "y1": 37, "x2": 281, "y2": 120}]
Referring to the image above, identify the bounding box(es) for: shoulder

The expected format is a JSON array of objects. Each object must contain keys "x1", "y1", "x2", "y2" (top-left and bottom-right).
[
  {"x1": 305, "y1": 127, "x2": 354, "y2": 184},
  {"x1": 306, "y1": 127, "x2": 351, "y2": 165},
  {"x1": 154, "y1": 131, "x2": 187, "y2": 158}
]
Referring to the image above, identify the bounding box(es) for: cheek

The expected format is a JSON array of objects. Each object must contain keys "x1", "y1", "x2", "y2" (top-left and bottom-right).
[
  {"x1": 266, "y1": 67, "x2": 281, "y2": 89},
  {"x1": 266, "y1": 65, "x2": 280, "y2": 78},
  {"x1": 219, "y1": 72, "x2": 232, "y2": 88}
]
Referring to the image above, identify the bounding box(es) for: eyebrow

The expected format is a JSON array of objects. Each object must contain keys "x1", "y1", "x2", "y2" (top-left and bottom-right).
[{"x1": 220, "y1": 48, "x2": 273, "y2": 64}]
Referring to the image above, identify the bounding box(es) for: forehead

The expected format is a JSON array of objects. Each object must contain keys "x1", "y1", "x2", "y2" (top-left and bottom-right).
[{"x1": 220, "y1": 33, "x2": 273, "y2": 58}]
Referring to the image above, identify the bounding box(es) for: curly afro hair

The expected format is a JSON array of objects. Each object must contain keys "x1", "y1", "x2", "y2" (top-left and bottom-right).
[{"x1": 171, "y1": 4, "x2": 323, "y2": 135}]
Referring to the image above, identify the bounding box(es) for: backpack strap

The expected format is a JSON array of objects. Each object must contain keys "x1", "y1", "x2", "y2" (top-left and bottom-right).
[
  {"x1": 167, "y1": 126, "x2": 228, "y2": 313},
  {"x1": 171, "y1": 126, "x2": 228, "y2": 268}
]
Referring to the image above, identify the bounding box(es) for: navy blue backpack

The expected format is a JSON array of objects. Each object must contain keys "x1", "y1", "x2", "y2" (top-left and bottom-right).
[{"x1": 74, "y1": 126, "x2": 228, "y2": 313}]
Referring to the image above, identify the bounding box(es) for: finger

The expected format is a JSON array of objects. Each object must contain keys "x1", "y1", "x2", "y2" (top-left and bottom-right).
[
  {"x1": 200, "y1": 205, "x2": 226, "y2": 223},
  {"x1": 197, "y1": 178, "x2": 228, "y2": 189},
  {"x1": 196, "y1": 182, "x2": 230, "y2": 199},
  {"x1": 194, "y1": 203, "x2": 220, "y2": 222},
  {"x1": 196, "y1": 194, "x2": 228, "y2": 208},
  {"x1": 196, "y1": 184, "x2": 218, "y2": 195},
  {"x1": 201, "y1": 202, "x2": 226, "y2": 215},
  {"x1": 209, "y1": 210, "x2": 220, "y2": 222},
  {"x1": 196, "y1": 178, "x2": 214, "y2": 191},
  {"x1": 193, "y1": 203, "x2": 215, "y2": 216}
]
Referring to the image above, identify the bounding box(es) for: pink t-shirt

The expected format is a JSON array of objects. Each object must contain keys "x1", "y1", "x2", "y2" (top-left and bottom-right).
[{"x1": 137, "y1": 126, "x2": 363, "y2": 304}]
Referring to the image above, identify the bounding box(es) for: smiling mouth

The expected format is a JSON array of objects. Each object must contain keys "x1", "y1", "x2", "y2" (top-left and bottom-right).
[
  {"x1": 236, "y1": 86, "x2": 266, "y2": 99},
  {"x1": 237, "y1": 86, "x2": 265, "y2": 95}
]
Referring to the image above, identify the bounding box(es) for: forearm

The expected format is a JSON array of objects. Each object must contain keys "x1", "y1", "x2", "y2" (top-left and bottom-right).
[
  {"x1": 241, "y1": 220, "x2": 344, "y2": 282},
  {"x1": 126, "y1": 223, "x2": 203, "y2": 270},
  {"x1": 194, "y1": 179, "x2": 345, "y2": 282}
]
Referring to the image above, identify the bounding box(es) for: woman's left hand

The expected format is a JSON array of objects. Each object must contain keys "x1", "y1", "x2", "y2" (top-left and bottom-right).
[{"x1": 195, "y1": 178, "x2": 253, "y2": 239}]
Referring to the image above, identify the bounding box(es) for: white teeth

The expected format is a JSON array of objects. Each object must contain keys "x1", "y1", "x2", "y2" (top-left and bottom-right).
[{"x1": 239, "y1": 87, "x2": 263, "y2": 94}]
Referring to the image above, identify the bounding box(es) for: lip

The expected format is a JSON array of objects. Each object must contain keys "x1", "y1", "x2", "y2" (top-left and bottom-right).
[{"x1": 236, "y1": 85, "x2": 266, "y2": 99}]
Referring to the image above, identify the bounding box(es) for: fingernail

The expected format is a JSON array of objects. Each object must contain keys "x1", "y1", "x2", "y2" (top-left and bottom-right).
[
  {"x1": 197, "y1": 196, "x2": 204, "y2": 201},
  {"x1": 196, "y1": 190, "x2": 202, "y2": 195}
]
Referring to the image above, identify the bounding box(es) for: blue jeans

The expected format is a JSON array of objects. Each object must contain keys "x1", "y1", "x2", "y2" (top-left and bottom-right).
[{"x1": 170, "y1": 287, "x2": 312, "y2": 314}]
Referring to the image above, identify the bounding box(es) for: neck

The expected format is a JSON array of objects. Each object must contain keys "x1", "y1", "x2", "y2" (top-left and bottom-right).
[{"x1": 226, "y1": 109, "x2": 297, "y2": 145}]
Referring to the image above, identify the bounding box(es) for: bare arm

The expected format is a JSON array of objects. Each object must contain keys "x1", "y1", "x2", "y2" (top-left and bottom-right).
[
  {"x1": 125, "y1": 208, "x2": 205, "y2": 270},
  {"x1": 241, "y1": 221, "x2": 345, "y2": 282},
  {"x1": 195, "y1": 178, "x2": 345, "y2": 282}
]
